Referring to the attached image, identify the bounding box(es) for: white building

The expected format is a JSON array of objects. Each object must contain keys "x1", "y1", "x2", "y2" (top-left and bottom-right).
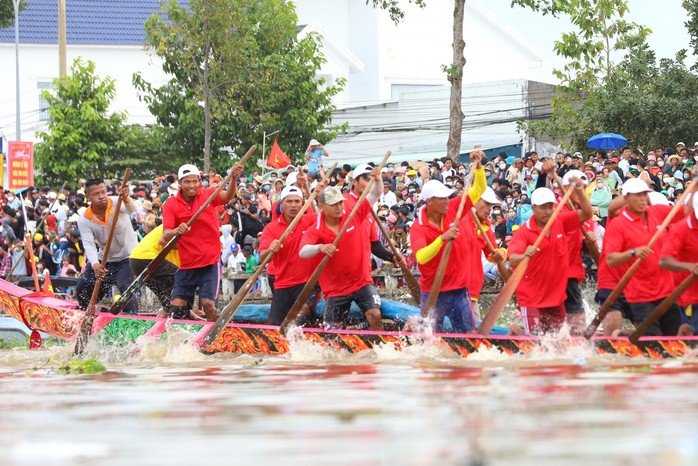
[{"x1": 0, "y1": 0, "x2": 683, "y2": 165}]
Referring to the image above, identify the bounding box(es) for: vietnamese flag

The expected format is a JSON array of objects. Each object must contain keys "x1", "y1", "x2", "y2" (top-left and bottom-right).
[{"x1": 266, "y1": 138, "x2": 292, "y2": 169}]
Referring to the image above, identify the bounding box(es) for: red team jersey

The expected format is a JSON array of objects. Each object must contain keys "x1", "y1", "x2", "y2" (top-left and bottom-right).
[
  {"x1": 162, "y1": 186, "x2": 224, "y2": 269},
  {"x1": 508, "y1": 211, "x2": 580, "y2": 308},
  {"x1": 409, "y1": 196, "x2": 476, "y2": 293},
  {"x1": 259, "y1": 211, "x2": 319, "y2": 289},
  {"x1": 604, "y1": 205, "x2": 682, "y2": 303},
  {"x1": 300, "y1": 200, "x2": 374, "y2": 298},
  {"x1": 660, "y1": 215, "x2": 698, "y2": 306}
]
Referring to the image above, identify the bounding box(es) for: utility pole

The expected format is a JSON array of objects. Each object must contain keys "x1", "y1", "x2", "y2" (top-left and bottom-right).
[
  {"x1": 58, "y1": 0, "x2": 67, "y2": 78},
  {"x1": 13, "y1": 0, "x2": 21, "y2": 140}
]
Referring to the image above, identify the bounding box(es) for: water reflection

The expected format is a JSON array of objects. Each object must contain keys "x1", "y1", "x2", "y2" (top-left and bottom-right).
[{"x1": 0, "y1": 342, "x2": 697, "y2": 466}]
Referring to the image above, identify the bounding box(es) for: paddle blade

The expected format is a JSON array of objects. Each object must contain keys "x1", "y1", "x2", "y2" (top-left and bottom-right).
[
  {"x1": 202, "y1": 274, "x2": 258, "y2": 347},
  {"x1": 29, "y1": 329, "x2": 43, "y2": 349},
  {"x1": 477, "y1": 257, "x2": 529, "y2": 335},
  {"x1": 73, "y1": 313, "x2": 95, "y2": 356}
]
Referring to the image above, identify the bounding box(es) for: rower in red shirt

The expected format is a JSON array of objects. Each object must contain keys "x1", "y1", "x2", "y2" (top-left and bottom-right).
[
  {"x1": 259, "y1": 183, "x2": 322, "y2": 326},
  {"x1": 658, "y1": 192, "x2": 698, "y2": 334},
  {"x1": 466, "y1": 186, "x2": 506, "y2": 321},
  {"x1": 345, "y1": 163, "x2": 404, "y2": 270},
  {"x1": 559, "y1": 169, "x2": 596, "y2": 333},
  {"x1": 161, "y1": 162, "x2": 243, "y2": 321},
  {"x1": 593, "y1": 194, "x2": 631, "y2": 335},
  {"x1": 409, "y1": 151, "x2": 486, "y2": 333},
  {"x1": 507, "y1": 175, "x2": 592, "y2": 335},
  {"x1": 604, "y1": 178, "x2": 685, "y2": 336},
  {"x1": 299, "y1": 167, "x2": 383, "y2": 330}
]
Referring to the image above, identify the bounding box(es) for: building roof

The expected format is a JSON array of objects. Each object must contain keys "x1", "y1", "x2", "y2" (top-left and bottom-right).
[{"x1": 0, "y1": 0, "x2": 180, "y2": 46}]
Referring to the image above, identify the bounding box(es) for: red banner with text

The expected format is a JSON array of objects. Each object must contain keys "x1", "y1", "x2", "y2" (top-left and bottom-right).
[{"x1": 7, "y1": 141, "x2": 34, "y2": 190}]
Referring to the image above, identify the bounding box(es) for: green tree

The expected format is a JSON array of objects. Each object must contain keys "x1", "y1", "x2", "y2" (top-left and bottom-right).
[
  {"x1": 135, "y1": 0, "x2": 345, "y2": 172},
  {"x1": 517, "y1": 0, "x2": 654, "y2": 149},
  {"x1": 0, "y1": 0, "x2": 26, "y2": 29},
  {"x1": 35, "y1": 58, "x2": 140, "y2": 185},
  {"x1": 368, "y1": 0, "x2": 565, "y2": 162}
]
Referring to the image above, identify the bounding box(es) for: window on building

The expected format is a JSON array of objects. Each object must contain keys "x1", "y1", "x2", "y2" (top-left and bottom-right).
[{"x1": 38, "y1": 81, "x2": 56, "y2": 121}]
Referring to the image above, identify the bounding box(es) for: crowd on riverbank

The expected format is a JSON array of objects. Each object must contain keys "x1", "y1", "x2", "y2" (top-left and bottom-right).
[{"x1": 0, "y1": 138, "x2": 696, "y2": 336}]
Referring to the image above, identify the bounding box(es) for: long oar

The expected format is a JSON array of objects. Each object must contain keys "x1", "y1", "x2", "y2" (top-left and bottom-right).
[
  {"x1": 107, "y1": 145, "x2": 257, "y2": 315},
  {"x1": 279, "y1": 151, "x2": 392, "y2": 333},
  {"x1": 583, "y1": 185, "x2": 696, "y2": 339},
  {"x1": 478, "y1": 185, "x2": 575, "y2": 335},
  {"x1": 629, "y1": 271, "x2": 697, "y2": 344},
  {"x1": 422, "y1": 164, "x2": 477, "y2": 319},
  {"x1": 550, "y1": 172, "x2": 600, "y2": 265},
  {"x1": 19, "y1": 193, "x2": 40, "y2": 292},
  {"x1": 8, "y1": 181, "x2": 67, "y2": 278},
  {"x1": 74, "y1": 169, "x2": 131, "y2": 356},
  {"x1": 469, "y1": 208, "x2": 510, "y2": 282},
  {"x1": 202, "y1": 163, "x2": 338, "y2": 347},
  {"x1": 370, "y1": 209, "x2": 420, "y2": 305}
]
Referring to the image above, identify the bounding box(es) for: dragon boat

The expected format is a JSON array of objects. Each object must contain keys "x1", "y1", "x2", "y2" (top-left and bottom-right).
[{"x1": 0, "y1": 278, "x2": 696, "y2": 358}]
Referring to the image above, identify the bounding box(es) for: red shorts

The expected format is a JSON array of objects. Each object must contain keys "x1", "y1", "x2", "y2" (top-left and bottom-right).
[{"x1": 520, "y1": 304, "x2": 566, "y2": 335}]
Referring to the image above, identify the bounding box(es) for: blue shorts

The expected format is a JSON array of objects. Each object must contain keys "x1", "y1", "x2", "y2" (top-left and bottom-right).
[
  {"x1": 171, "y1": 263, "x2": 220, "y2": 305},
  {"x1": 421, "y1": 288, "x2": 474, "y2": 333}
]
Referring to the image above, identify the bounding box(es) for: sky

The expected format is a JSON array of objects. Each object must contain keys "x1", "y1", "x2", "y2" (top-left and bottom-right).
[{"x1": 483, "y1": 0, "x2": 692, "y2": 80}]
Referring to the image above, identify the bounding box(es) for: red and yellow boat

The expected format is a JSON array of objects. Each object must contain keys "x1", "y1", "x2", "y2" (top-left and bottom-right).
[{"x1": 1, "y1": 279, "x2": 696, "y2": 358}]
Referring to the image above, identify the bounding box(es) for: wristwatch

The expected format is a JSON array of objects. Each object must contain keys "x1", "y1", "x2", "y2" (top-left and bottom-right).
[{"x1": 630, "y1": 249, "x2": 636, "y2": 257}]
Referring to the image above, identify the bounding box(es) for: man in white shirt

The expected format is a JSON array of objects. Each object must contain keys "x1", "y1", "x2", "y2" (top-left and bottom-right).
[
  {"x1": 226, "y1": 243, "x2": 246, "y2": 272},
  {"x1": 376, "y1": 181, "x2": 397, "y2": 209},
  {"x1": 617, "y1": 146, "x2": 631, "y2": 176}
]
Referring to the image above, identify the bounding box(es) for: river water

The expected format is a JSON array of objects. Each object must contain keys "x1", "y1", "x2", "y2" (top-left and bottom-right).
[{"x1": 1, "y1": 329, "x2": 698, "y2": 466}]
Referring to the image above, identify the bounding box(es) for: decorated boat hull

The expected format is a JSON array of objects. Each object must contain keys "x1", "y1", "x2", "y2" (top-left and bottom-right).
[{"x1": 1, "y1": 279, "x2": 697, "y2": 359}]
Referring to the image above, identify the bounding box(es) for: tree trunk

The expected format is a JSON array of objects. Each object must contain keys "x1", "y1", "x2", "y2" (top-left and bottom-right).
[{"x1": 446, "y1": 0, "x2": 466, "y2": 163}]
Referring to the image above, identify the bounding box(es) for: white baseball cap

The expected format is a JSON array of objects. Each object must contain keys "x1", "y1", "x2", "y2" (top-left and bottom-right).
[
  {"x1": 178, "y1": 164, "x2": 200, "y2": 180},
  {"x1": 562, "y1": 169, "x2": 588, "y2": 186},
  {"x1": 531, "y1": 187, "x2": 556, "y2": 206},
  {"x1": 285, "y1": 171, "x2": 298, "y2": 186},
  {"x1": 280, "y1": 186, "x2": 303, "y2": 201},
  {"x1": 621, "y1": 178, "x2": 652, "y2": 195},
  {"x1": 479, "y1": 186, "x2": 499, "y2": 204},
  {"x1": 421, "y1": 180, "x2": 454, "y2": 200},
  {"x1": 352, "y1": 163, "x2": 373, "y2": 179},
  {"x1": 309, "y1": 139, "x2": 320, "y2": 146},
  {"x1": 648, "y1": 191, "x2": 670, "y2": 206}
]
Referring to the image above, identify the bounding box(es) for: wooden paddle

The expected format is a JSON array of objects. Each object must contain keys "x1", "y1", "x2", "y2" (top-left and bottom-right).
[
  {"x1": 8, "y1": 182, "x2": 68, "y2": 279},
  {"x1": 107, "y1": 146, "x2": 257, "y2": 315},
  {"x1": 18, "y1": 193, "x2": 41, "y2": 292},
  {"x1": 201, "y1": 162, "x2": 337, "y2": 347},
  {"x1": 477, "y1": 185, "x2": 575, "y2": 335},
  {"x1": 422, "y1": 163, "x2": 478, "y2": 320},
  {"x1": 279, "y1": 151, "x2": 392, "y2": 333},
  {"x1": 583, "y1": 184, "x2": 696, "y2": 339},
  {"x1": 370, "y1": 209, "x2": 421, "y2": 305},
  {"x1": 629, "y1": 271, "x2": 697, "y2": 345},
  {"x1": 550, "y1": 172, "x2": 600, "y2": 265},
  {"x1": 74, "y1": 169, "x2": 131, "y2": 356},
  {"x1": 469, "y1": 208, "x2": 510, "y2": 282}
]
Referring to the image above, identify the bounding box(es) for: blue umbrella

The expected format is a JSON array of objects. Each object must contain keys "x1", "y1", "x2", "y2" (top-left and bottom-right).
[
  {"x1": 505, "y1": 155, "x2": 515, "y2": 165},
  {"x1": 587, "y1": 133, "x2": 627, "y2": 150}
]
